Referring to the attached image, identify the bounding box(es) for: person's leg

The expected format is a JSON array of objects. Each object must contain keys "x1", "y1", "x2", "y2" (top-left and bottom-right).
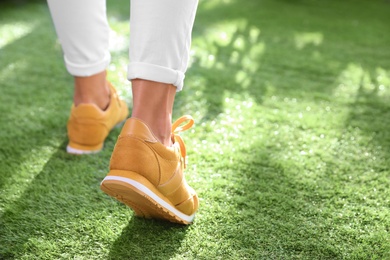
[
  {"x1": 128, "y1": 0, "x2": 198, "y2": 146},
  {"x1": 74, "y1": 71, "x2": 109, "y2": 111},
  {"x1": 47, "y1": 0, "x2": 111, "y2": 110},
  {"x1": 131, "y1": 80, "x2": 176, "y2": 146},
  {"x1": 47, "y1": 0, "x2": 128, "y2": 154},
  {"x1": 101, "y1": 0, "x2": 199, "y2": 224}
]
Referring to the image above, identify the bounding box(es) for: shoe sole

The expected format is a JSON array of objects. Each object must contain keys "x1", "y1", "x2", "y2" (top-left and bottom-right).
[
  {"x1": 100, "y1": 170, "x2": 196, "y2": 225},
  {"x1": 66, "y1": 145, "x2": 102, "y2": 155}
]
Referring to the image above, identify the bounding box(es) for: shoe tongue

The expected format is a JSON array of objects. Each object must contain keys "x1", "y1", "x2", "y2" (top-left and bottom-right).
[{"x1": 120, "y1": 118, "x2": 157, "y2": 142}]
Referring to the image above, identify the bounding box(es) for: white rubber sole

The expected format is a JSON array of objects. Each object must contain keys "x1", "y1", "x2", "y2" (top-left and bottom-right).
[
  {"x1": 101, "y1": 175, "x2": 196, "y2": 224},
  {"x1": 66, "y1": 145, "x2": 102, "y2": 155}
]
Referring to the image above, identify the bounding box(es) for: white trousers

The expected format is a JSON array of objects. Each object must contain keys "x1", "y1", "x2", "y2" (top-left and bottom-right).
[{"x1": 47, "y1": 0, "x2": 198, "y2": 91}]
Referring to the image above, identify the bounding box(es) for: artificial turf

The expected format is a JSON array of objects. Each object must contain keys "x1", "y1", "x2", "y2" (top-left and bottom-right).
[{"x1": 0, "y1": 0, "x2": 389, "y2": 259}]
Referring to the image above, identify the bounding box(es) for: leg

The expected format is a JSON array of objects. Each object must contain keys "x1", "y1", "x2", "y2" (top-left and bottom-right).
[
  {"x1": 47, "y1": 0, "x2": 128, "y2": 153},
  {"x1": 128, "y1": 0, "x2": 198, "y2": 146},
  {"x1": 101, "y1": 0, "x2": 199, "y2": 224},
  {"x1": 47, "y1": 0, "x2": 110, "y2": 110},
  {"x1": 131, "y1": 79, "x2": 176, "y2": 146},
  {"x1": 74, "y1": 71, "x2": 109, "y2": 110}
]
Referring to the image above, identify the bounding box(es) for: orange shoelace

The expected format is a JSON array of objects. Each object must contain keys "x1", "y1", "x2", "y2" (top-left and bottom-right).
[{"x1": 171, "y1": 115, "x2": 194, "y2": 167}]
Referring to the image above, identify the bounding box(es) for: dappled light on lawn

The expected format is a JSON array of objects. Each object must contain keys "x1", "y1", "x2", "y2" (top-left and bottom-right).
[
  {"x1": 190, "y1": 19, "x2": 265, "y2": 90},
  {"x1": 294, "y1": 32, "x2": 323, "y2": 50},
  {"x1": 334, "y1": 63, "x2": 390, "y2": 99},
  {"x1": 0, "y1": 22, "x2": 35, "y2": 50}
]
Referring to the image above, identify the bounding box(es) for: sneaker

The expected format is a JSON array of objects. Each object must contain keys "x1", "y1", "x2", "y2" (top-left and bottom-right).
[
  {"x1": 100, "y1": 115, "x2": 199, "y2": 224},
  {"x1": 66, "y1": 82, "x2": 129, "y2": 154}
]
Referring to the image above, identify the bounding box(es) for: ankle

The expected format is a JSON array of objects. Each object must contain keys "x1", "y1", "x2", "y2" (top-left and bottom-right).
[
  {"x1": 131, "y1": 79, "x2": 176, "y2": 146},
  {"x1": 150, "y1": 119, "x2": 172, "y2": 146},
  {"x1": 73, "y1": 71, "x2": 110, "y2": 110},
  {"x1": 132, "y1": 115, "x2": 173, "y2": 146}
]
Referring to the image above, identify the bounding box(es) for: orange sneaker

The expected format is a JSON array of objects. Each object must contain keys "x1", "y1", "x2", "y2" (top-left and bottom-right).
[
  {"x1": 100, "y1": 115, "x2": 199, "y2": 224},
  {"x1": 66, "y1": 83, "x2": 129, "y2": 154}
]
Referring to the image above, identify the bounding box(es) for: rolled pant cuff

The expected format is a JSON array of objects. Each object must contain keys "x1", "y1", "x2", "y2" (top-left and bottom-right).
[
  {"x1": 64, "y1": 52, "x2": 111, "y2": 77},
  {"x1": 127, "y1": 62, "x2": 184, "y2": 91}
]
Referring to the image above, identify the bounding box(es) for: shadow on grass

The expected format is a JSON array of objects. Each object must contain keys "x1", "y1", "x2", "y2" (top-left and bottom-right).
[
  {"x1": 0, "y1": 0, "x2": 45, "y2": 9},
  {"x1": 200, "y1": 137, "x2": 388, "y2": 258},
  {"x1": 0, "y1": 10, "x2": 68, "y2": 192},
  {"x1": 346, "y1": 71, "x2": 390, "y2": 161},
  {"x1": 0, "y1": 143, "x2": 100, "y2": 258},
  {"x1": 108, "y1": 219, "x2": 188, "y2": 260},
  {"x1": 194, "y1": 142, "x2": 339, "y2": 258},
  {"x1": 0, "y1": 142, "x2": 104, "y2": 258}
]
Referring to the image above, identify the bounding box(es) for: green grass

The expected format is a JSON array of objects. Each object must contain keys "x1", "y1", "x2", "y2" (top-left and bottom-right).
[{"x1": 1, "y1": 0, "x2": 389, "y2": 259}]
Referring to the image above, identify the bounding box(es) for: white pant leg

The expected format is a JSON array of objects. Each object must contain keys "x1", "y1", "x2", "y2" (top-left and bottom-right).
[
  {"x1": 47, "y1": 0, "x2": 111, "y2": 77},
  {"x1": 47, "y1": 0, "x2": 198, "y2": 90},
  {"x1": 128, "y1": 0, "x2": 198, "y2": 91}
]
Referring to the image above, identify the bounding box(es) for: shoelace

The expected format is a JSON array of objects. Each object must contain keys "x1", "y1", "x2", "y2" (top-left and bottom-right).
[{"x1": 171, "y1": 115, "x2": 194, "y2": 168}]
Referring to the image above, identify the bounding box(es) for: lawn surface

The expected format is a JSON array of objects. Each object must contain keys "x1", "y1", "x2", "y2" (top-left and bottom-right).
[{"x1": 0, "y1": 0, "x2": 389, "y2": 259}]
